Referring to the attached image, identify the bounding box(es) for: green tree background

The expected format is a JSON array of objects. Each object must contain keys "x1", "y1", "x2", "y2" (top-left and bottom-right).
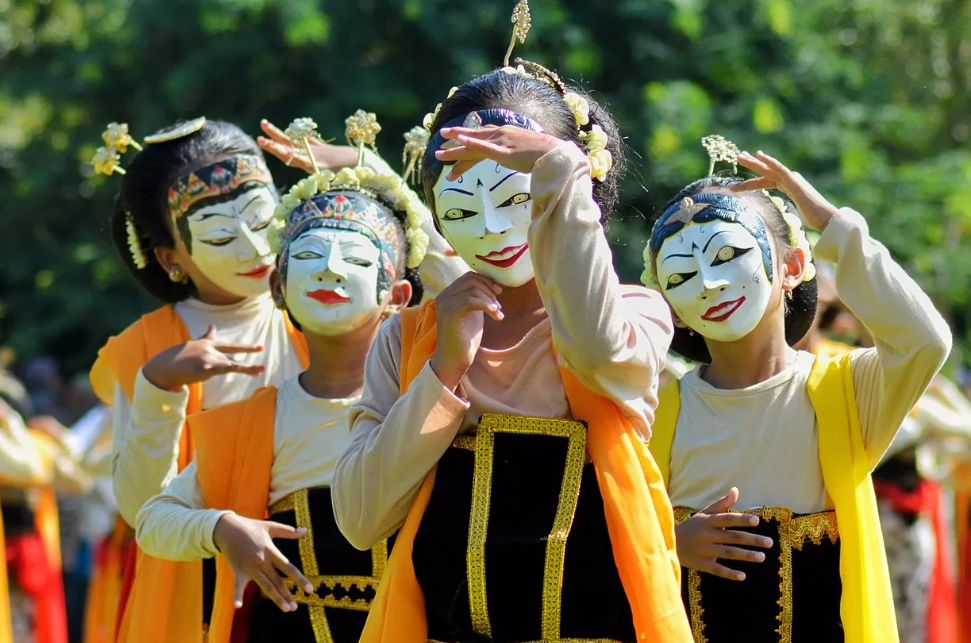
[{"x1": 1, "y1": 0, "x2": 969, "y2": 376}]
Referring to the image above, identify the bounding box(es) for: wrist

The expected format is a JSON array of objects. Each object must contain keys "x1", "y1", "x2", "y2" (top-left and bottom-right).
[
  {"x1": 212, "y1": 512, "x2": 237, "y2": 553},
  {"x1": 141, "y1": 364, "x2": 181, "y2": 393},
  {"x1": 429, "y1": 354, "x2": 466, "y2": 392}
]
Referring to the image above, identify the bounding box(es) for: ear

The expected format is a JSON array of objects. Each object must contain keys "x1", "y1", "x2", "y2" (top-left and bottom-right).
[
  {"x1": 269, "y1": 267, "x2": 286, "y2": 310},
  {"x1": 154, "y1": 247, "x2": 178, "y2": 272},
  {"x1": 390, "y1": 279, "x2": 413, "y2": 308},
  {"x1": 781, "y1": 246, "x2": 807, "y2": 296}
]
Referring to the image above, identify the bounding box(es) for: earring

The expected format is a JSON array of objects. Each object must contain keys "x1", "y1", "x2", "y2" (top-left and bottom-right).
[
  {"x1": 689, "y1": 329, "x2": 695, "y2": 337},
  {"x1": 786, "y1": 289, "x2": 793, "y2": 300},
  {"x1": 168, "y1": 265, "x2": 187, "y2": 284},
  {"x1": 381, "y1": 305, "x2": 400, "y2": 321}
]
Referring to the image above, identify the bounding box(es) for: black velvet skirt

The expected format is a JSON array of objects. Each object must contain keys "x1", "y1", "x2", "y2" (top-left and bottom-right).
[
  {"x1": 247, "y1": 486, "x2": 391, "y2": 643},
  {"x1": 412, "y1": 414, "x2": 636, "y2": 643},
  {"x1": 674, "y1": 507, "x2": 843, "y2": 643}
]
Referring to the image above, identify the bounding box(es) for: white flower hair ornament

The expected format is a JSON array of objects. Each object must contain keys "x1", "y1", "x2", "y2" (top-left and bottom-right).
[
  {"x1": 269, "y1": 115, "x2": 429, "y2": 270},
  {"x1": 764, "y1": 190, "x2": 816, "y2": 283}
]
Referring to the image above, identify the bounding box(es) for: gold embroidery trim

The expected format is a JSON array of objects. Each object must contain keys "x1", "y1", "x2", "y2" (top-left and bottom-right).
[
  {"x1": 264, "y1": 488, "x2": 391, "y2": 642},
  {"x1": 687, "y1": 569, "x2": 706, "y2": 643},
  {"x1": 675, "y1": 507, "x2": 838, "y2": 643},
  {"x1": 464, "y1": 413, "x2": 588, "y2": 640}
]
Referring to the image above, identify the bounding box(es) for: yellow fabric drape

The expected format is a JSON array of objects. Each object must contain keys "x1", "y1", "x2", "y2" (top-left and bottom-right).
[
  {"x1": 361, "y1": 301, "x2": 692, "y2": 643},
  {"x1": 90, "y1": 305, "x2": 307, "y2": 643},
  {"x1": 649, "y1": 353, "x2": 898, "y2": 643}
]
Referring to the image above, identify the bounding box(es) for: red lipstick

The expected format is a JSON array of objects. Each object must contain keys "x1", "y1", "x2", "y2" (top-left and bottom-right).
[
  {"x1": 475, "y1": 244, "x2": 528, "y2": 269},
  {"x1": 702, "y1": 296, "x2": 746, "y2": 322},
  {"x1": 307, "y1": 290, "x2": 350, "y2": 305},
  {"x1": 238, "y1": 265, "x2": 271, "y2": 279}
]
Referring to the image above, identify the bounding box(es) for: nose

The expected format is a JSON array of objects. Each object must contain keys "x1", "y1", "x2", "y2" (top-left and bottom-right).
[
  {"x1": 480, "y1": 193, "x2": 512, "y2": 237},
  {"x1": 322, "y1": 243, "x2": 348, "y2": 281},
  {"x1": 698, "y1": 264, "x2": 729, "y2": 300},
  {"x1": 239, "y1": 222, "x2": 271, "y2": 260}
]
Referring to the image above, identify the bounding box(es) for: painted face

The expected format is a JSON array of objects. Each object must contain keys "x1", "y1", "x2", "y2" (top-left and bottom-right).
[
  {"x1": 656, "y1": 218, "x2": 773, "y2": 342},
  {"x1": 179, "y1": 186, "x2": 276, "y2": 299},
  {"x1": 282, "y1": 228, "x2": 382, "y2": 336},
  {"x1": 433, "y1": 161, "x2": 534, "y2": 287}
]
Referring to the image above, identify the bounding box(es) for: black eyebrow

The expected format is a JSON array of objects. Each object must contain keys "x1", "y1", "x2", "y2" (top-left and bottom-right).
[
  {"x1": 439, "y1": 187, "x2": 474, "y2": 197},
  {"x1": 240, "y1": 194, "x2": 262, "y2": 212},
  {"x1": 702, "y1": 230, "x2": 730, "y2": 253},
  {"x1": 661, "y1": 253, "x2": 694, "y2": 265},
  {"x1": 489, "y1": 171, "x2": 518, "y2": 192},
  {"x1": 195, "y1": 212, "x2": 235, "y2": 221}
]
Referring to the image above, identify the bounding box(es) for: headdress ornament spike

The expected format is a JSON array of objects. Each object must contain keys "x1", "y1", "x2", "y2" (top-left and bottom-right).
[
  {"x1": 701, "y1": 134, "x2": 740, "y2": 175},
  {"x1": 402, "y1": 126, "x2": 429, "y2": 185},
  {"x1": 503, "y1": 0, "x2": 532, "y2": 67},
  {"x1": 345, "y1": 110, "x2": 381, "y2": 167},
  {"x1": 285, "y1": 117, "x2": 321, "y2": 174}
]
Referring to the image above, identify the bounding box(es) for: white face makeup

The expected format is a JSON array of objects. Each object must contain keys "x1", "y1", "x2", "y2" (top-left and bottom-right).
[
  {"x1": 283, "y1": 228, "x2": 382, "y2": 336},
  {"x1": 433, "y1": 161, "x2": 534, "y2": 287},
  {"x1": 656, "y1": 218, "x2": 773, "y2": 342},
  {"x1": 181, "y1": 185, "x2": 276, "y2": 298}
]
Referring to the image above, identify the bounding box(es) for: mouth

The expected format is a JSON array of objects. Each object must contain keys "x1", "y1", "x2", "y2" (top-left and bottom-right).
[
  {"x1": 475, "y1": 244, "x2": 528, "y2": 269},
  {"x1": 307, "y1": 289, "x2": 351, "y2": 305},
  {"x1": 238, "y1": 265, "x2": 271, "y2": 279},
  {"x1": 701, "y1": 296, "x2": 746, "y2": 322}
]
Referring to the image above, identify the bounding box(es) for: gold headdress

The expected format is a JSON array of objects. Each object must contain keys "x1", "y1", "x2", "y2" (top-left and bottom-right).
[
  {"x1": 417, "y1": 0, "x2": 613, "y2": 183},
  {"x1": 701, "y1": 134, "x2": 740, "y2": 175},
  {"x1": 88, "y1": 118, "x2": 208, "y2": 269},
  {"x1": 269, "y1": 114, "x2": 429, "y2": 270}
]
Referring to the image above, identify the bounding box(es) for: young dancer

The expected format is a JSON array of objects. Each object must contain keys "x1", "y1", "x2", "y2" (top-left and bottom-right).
[
  {"x1": 643, "y1": 141, "x2": 951, "y2": 643},
  {"x1": 333, "y1": 4, "x2": 693, "y2": 640},
  {"x1": 135, "y1": 114, "x2": 428, "y2": 643}
]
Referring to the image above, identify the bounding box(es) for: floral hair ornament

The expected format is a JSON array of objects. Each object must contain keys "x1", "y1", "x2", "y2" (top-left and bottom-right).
[
  {"x1": 503, "y1": 0, "x2": 532, "y2": 67},
  {"x1": 764, "y1": 189, "x2": 816, "y2": 282},
  {"x1": 701, "y1": 135, "x2": 740, "y2": 175},
  {"x1": 88, "y1": 118, "x2": 207, "y2": 270},
  {"x1": 402, "y1": 126, "x2": 429, "y2": 185},
  {"x1": 269, "y1": 114, "x2": 429, "y2": 270}
]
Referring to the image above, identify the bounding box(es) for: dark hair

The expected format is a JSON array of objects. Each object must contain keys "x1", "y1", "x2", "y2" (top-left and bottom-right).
[
  {"x1": 420, "y1": 67, "x2": 624, "y2": 224},
  {"x1": 109, "y1": 120, "x2": 267, "y2": 303},
  {"x1": 650, "y1": 175, "x2": 818, "y2": 363}
]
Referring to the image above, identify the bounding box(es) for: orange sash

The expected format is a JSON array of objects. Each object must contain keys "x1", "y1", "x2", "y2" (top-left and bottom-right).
[
  {"x1": 360, "y1": 301, "x2": 692, "y2": 642},
  {"x1": 90, "y1": 305, "x2": 306, "y2": 643}
]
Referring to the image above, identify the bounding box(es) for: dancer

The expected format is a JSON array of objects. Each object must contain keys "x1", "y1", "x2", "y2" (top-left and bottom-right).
[
  {"x1": 333, "y1": 3, "x2": 693, "y2": 640},
  {"x1": 643, "y1": 138, "x2": 951, "y2": 643},
  {"x1": 136, "y1": 113, "x2": 427, "y2": 643}
]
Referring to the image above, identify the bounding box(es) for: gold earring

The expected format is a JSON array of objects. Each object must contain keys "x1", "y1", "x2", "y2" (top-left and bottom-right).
[
  {"x1": 168, "y1": 265, "x2": 186, "y2": 284},
  {"x1": 381, "y1": 305, "x2": 400, "y2": 321},
  {"x1": 786, "y1": 289, "x2": 794, "y2": 300}
]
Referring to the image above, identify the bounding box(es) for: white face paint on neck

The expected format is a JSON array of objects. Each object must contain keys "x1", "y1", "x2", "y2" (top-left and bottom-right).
[
  {"x1": 656, "y1": 218, "x2": 773, "y2": 342},
  {"x1": 283, "y1": 228, "x2": 382, "y2": 336},
  {"x1": 180, "y1": 185, "x2": 276, "y2": 298},
  {"x1": 433, "y1": 161, "x2": 534, "y2": 287}
]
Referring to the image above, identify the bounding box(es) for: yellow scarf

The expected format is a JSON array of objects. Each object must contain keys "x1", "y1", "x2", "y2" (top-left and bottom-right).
[
  {"x1": 89, "y1": 305, "x2": 306, "y2": 643},
  {"x1": 650, "y1": 352, "x2": 898, "y2": 643},
  {"x1": 361, "y1": 301, "x2": 693, "y2": 642}
]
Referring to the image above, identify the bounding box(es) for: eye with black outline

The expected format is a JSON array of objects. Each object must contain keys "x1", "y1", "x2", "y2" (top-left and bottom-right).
[
  {"x1": 201, "y1": 237, "x2": 236, "y2": 247},
  {"x1": 711, "y1": 246, "x2": 752, "y2": 267},
  {"x1": 293, "y1": 250, "x2": 323, "y2": 260},
  {"x1": 665, "y1": 272, "x2": 697, "y2": 290},
  {"x1": 442, "y1": 208, "x2": 479, "y2": 221},
  {"x1": 345, "y1": 257, "x2": 374, "y2": 268},
  {"x1": 250, "y1": 219, "x2": 271, "y2": 232},
  {"x1": 497, "y1": 192, "x2": 531, "y2": 208}
]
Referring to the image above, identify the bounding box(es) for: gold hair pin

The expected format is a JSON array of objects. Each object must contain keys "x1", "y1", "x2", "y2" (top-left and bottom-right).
[
  {"x1": 285, "y1": 117, "x2": 321, "y2": 174},
  {"x1": 701, "y1": 134, "x2": 740, "y2": 175},
  {"x1": 345, "y1": 110, "x2": 381, "y2": 167},
  {"x1": 504, "y1": 0, "x2": 532, "y2": 67},
  {"x1": 402, "y1": 126, "x2": 429, "y2": 184}
]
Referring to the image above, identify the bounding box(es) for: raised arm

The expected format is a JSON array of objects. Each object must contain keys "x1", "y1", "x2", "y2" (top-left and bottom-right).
[
  {"x1": 528, "y1": 141, "x2": 674, "y2": 436},
  {"x1": 332, "y1": 316, "x2": 468, "y2": 550}
]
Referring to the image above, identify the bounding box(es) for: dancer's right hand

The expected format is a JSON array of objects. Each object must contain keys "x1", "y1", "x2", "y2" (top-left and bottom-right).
[
  {"x1": 142, "y1": 325, "x2": 265, "y2": 392},
  {"x1": 675, "y1": 487, "x2": 774, "y2": 581},
  {"x1": 212, "y1": 513, "x2": 314, "y2": 613},
  {"x1": 429, "y1": 273, "x2": 503, "y2": 391}
]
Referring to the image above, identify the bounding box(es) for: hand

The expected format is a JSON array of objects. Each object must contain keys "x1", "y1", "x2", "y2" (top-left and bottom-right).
[
  {"x1": 429, "y1": 273, "x2": 503, "y2": 391},
  {"x1": 142, "y1": 325, "x2": 264, "y2": 392},
  {"x1": 732, "y1": 151, "x2": 839, "y2": 232},
  {"x1": 433, "y1": 125, "x2": 561, "y2": 180},
  {"x1": 212, "y1": 513, "x2": 313, "y2": 613},
  {"x1": 257, "y1": 119, "x2": 358, "y2": 174},
  {"x1": 675, "y1": 487, "x2": 773, "y2": 581}
]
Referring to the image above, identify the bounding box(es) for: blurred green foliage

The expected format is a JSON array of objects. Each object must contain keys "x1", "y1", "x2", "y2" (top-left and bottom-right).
[{"x1": 1, "y1": 0, "x2": 970, "y2": 375}]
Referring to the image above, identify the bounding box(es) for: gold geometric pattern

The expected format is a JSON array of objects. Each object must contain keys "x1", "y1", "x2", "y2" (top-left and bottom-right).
[
  {"x1": 265, "y1": 488, "x2": 389, "y2": 643},
  {"x1": 673, "y1": 506, "x2": 839, "y2": 643},
  {"x1": 463, "y1": 413, "x2": 589, "y2": 641}
]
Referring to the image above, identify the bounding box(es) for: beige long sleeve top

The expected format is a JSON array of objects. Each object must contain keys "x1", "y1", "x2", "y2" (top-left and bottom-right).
[
  {"x1": 135, "y1": 376, "x2": 358, "y2": 561},
  {"x1": 666, "y1": 208, "x2": 952, "y2": 513},
  {"x1": 332, "y1": 141, "x2": 675, "y2": 550}
]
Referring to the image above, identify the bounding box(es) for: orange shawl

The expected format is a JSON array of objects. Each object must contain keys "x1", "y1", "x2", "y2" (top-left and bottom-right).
[
  {"x1": 89, "y1": 305, "x2": 306, "y2": 643},
  {"x1": 361, "y1": 301, "x2": 692, "y2": 642}
]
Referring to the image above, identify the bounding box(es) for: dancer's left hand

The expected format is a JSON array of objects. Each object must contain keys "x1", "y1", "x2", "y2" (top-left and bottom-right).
[
  {"x1": 434, "y1": 125, "x2": 561, "y2": 180},
  {"x1": 732, "y1": 151, "x2": 838, "y2": 232}
]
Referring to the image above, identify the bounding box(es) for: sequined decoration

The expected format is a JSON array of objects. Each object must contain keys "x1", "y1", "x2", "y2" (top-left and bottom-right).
[
  {"x1": 465, "y1": 414, "x2": 588, "y2": 641},
  {"x1": 701, "y1": 134, "x2": 741, "y2": 175},
  {"x1": 504, "y1": 0, "x2": 533, "y2": 66}
]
